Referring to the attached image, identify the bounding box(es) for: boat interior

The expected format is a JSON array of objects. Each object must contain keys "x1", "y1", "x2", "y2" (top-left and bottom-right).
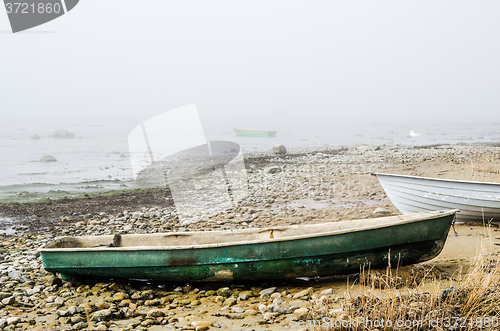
[{"x1": 40, "y1": 211, "x2": 453, "y2": 250}]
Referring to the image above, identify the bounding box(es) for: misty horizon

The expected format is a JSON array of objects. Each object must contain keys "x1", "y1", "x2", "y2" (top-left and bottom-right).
[{"x1": 1, "y1": 1, "x2": 500, "y2": 124}]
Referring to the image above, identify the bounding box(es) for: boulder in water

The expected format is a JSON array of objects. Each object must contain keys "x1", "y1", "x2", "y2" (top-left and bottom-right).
[
  {"x1": 40, "y1": 155, "x2": 57, "y2": 162},
  {"x1": 273, "y1": 144, "x2": 287, "y2": 155},
  {"x1": 53, "y1": 129, "x2": 75, "y2": 138},
  {"x1": 31, "y1": 134, "x2": 40, "y2": 140}
]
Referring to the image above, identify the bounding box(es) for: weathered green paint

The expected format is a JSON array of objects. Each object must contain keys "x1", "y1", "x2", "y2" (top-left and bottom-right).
[
  {"x1": 41, "y1": 212, "x2": 456, "y2": 282},
  {"x1": 234, "y1": 128, "x2": 277, "y2": 137}
]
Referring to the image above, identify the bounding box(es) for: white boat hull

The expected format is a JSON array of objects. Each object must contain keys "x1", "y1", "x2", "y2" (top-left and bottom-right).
[{"x1": 374, "y1": 173, "x2": 500, "y2": 221}]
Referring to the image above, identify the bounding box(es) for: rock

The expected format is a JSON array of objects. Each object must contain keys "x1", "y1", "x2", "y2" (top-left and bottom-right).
[
  {"x1": 260, "y1": 287, "x2": 277, "y2": 297},
  {"x1": 112, "y1": 293, "x2": 127, "y2": 302},
  {"x1": 54, "y1": 297, "x2": 65, "y2": 305},
  {"x1": 223, "y1": 297, "x2": 237, "y2": 307},
  {"x1": 90, "y1": 309, "x2": 113, "y2": 322},
  {"x1": 264, "y1": 166, "x2": 282, "y2": 174},
  {"x1": 72, "y1": 322, "x2": 87, "y2": 330},
  {"x1": 8, "y1": 270, "x2": 22, "y2": 279},
  {"x1": 273, "y1": 144, "x2": 287, "y2": 154},
  {"x1": 144, "y1": 298, "x2": 161, "y2": 306},
  {"x1": 57, "y1": 310, "x2": 68, "y2": 317},
  {"x1": 1, "y1": 296, "x2": 15, "y2": 305},
  {"x1": 146, "y1": 308, "x2": 164, "y2": 318},
  {"x1": 53, "y1": 129, "x2": 75, "y2": 138},
  {"x1": 6, "y1": 317, "x2": 21, "y2": 325},
  {"x1": 0, "y1": 292, "x2": 11, "y2": 299},
  {"x1": 373, "y1": 207, "x2": 389, "y2": 215},
  {"x1": 97, "y1": 301, "x2": 110, "y2": 310},
  {"x1": 231, "y1": 306, "x2": 245, "y2": 313},
  {"x1": 31, "y1": 134, "x2": 40, "y2": 140},
  {"x1": 217, "y1": 287, "x2": 231, "y2": 297},
  {"x1": 46, "y1": 275, "x2": 63, "y2": 287},
  {"x1": 40, "y1": 155, "x2": 57, "y2": 162},
  {"x1": 294, "y1": 307, "x2": 309, "y2": 320},
  {"x1": 293, "y1": 289, "x2": 310, "y2": 299},
  {"x1": 238, "y1": 293, "x2": 249, "y2": 301},
  {"x1": 258, "y1": 303, "x2": 269, "y2": 313},
  {"x1": 192, "y1": 321, "x2": 213, "y2": 328},
  {"x1": 272, "y1": 296, "x2": 282, "y2": 305},
  {"x1": 70, "y1": 316, "x2": 84, "y2": 323},
  {"x1": 320, "y1": 288, "x2": 333, "y2": 295}
]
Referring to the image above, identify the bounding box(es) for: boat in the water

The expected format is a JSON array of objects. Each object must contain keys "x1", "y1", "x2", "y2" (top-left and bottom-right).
[
  {"x1": 234, "y1": 128, "x2": 277, "y2": 137},
  {"x1": 374, "y1": 173, "x2": 500, "y2": 221},
  {"x1": 40, "y1": 210, "x2": 457, "y2": 282}
]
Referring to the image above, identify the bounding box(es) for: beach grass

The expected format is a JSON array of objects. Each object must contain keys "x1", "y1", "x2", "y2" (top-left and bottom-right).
[
  {"x1": 450, "y1": 153, "x2": 500, "y2": 183},
  {"x1": 308, "y1": 237, "x2": 500, "y2": 330}
]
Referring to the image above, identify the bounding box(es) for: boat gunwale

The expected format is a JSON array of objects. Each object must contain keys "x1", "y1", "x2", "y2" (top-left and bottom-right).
[
  {"x1": 380, "y1": 181, "x2": 500, "y2": 206},
  {"x1": 373, "y1": 172, "x2": 500, "y2": 187},
  {"x1": 39, "y1": 210, "x2": 457, "y2": 253}
]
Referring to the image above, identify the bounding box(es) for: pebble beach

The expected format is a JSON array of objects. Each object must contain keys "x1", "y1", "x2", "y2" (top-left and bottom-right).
[{"x1": 1, "y1": 143, "x2": 500, "y2": 331}]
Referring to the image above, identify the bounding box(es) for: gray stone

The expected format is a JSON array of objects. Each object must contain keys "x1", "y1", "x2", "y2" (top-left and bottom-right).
[
  {"x1": 373, "y1": 207, "x2": 389, "y2": 215},
  {"x1": 273, "y1": 144, "x2": 287, "y2": 155},
  {"x1": 231, "y1": 306, "x2": 245, "y2": 313},
  {"x1": 53, "y1": 129, "x2": 75, "y2": 138},
  {"x1": 258, "y1": 303, "x2": 269, "y2": 313},
  {"x1": 238, "y1": 293, "x2": 249, "y2": 301},
  {"x1": 293, "y1": 289, "x2": 310, "y2": 299},
  {"x1": 91, "y1": 309, "x2": 113, "y2": 322},
  {"x1": 54, "y1": 296, "x2": 65, "y2": 305},
  {"x1": 40, "y1": 155, "x2": 57, "y2": 162},
  {"x1": 6, "y1": 317, "x2": 21, "y2": 325},
  {"x1": 263, "y1": 166, "x2": 282, "y2": 174},
  {"x1": 259, "y1": 287, "x2": 277, "y2": 296},
  {"x1": 7, "y1": 270, "x2": 22, "y2": 278},
  {"x1": 1, "y1": 296, "x2": 15, "y2": 305},
  {"x1": 31, "y1": 134, "x2": 40, "y2": 140}
]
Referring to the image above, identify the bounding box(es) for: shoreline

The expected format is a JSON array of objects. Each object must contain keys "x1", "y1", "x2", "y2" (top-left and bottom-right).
[
  {"x1": 1, "y1": 141, "x2": 499, "y2": 204},
  {"x1": 0, "y1": 143, "x2": 499, "y2": 330}
]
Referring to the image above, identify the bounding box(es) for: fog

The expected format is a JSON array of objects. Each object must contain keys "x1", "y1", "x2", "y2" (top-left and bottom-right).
[{"x1": 1, "y1": 1, "x2": 500, "y2": 125}]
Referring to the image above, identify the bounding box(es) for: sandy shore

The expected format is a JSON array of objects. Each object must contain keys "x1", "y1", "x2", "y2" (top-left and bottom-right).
[{"x1": 0, "y1": 143, "x2": 499, "y2": 330}]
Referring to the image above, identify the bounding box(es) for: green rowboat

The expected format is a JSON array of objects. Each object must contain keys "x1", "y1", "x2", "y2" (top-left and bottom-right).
[
  {"x1": 234, "y1": 128, "x2": 277, "y2": 137},
  {"x1": 39, "y1": 210, "x2": 457, "y2": 282}
]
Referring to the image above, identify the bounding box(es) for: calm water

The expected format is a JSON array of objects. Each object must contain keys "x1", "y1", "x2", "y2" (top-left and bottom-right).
[{"x1": 1, "y1": 115, "x2": 499, "y2": 197}]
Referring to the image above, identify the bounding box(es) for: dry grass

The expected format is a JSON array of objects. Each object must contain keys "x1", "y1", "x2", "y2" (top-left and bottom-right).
[
  {"x1": 449, "y1": 153, "x2": 500, "y2": 183},
  {"x1": 307, "y1": 243, "x2": 500, "y2": 330}
]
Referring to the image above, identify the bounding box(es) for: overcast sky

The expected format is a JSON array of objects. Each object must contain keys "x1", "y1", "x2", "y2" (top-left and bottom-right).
[{"x1": 1, "y1": 1, "x2": 499, "y2": 125}]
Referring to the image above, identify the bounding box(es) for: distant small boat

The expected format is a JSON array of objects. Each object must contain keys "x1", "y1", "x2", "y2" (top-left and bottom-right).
[
  {"x1": 39, "y1": 210, "x2": 457, "y2": 282},
  {"x1": 234, "y1": 128, "x2": 277, "y2": 137},
  {"x1": 373, "y1": 173, "x2": 500, "y2": 221}
]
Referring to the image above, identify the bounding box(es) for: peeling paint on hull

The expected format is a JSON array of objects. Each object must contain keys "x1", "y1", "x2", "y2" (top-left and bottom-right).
[{"x1": 41, "y1": 211, "x2": 456, "y2": 282}]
